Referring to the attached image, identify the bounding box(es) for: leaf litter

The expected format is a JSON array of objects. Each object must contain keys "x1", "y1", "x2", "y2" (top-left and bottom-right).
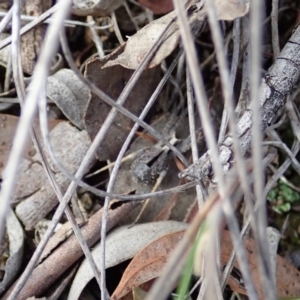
[
  {"x1": 15, "y1": 122, "x2": 91, "y2": 230},
  {"x1": 112, "y1": 229, "x2": 300, "y2": 300},
  {"x1": 46, "y1": 69, "x2": 89, "y2": 129},
  {"x1": 84, "y1": 47, "x2": 161, "y2": 160},
  {"x1": 0, "y1": 0, "x2": 300, "y2": 300},
  {"x1": 0, "y1": 114, "x2": 60, "y2": 176},
  {"x1": 68, "y1": 221, "x2": 188, "y2": 300}
]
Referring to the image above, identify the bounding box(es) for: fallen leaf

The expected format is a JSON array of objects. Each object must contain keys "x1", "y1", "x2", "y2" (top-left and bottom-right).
[
  {"x1": 84, "y1": 47, "x2": 160, "y2": 161},
  {"x1": 220, "y1": 230, "x2": 300, "y2": 299},
  {"x1": 2, "y1": 202, "x2": 138, "y2": 300},
  {"x1": 15, "y1": 122, "x2": 92, "y2": 230},
  {"x1": 111, "y1": 229, "x2": 300, "y2": 300},
  {"x1": 46, "y1": 69, "x2": 89, "y2": 129},
  {"x1": 138, "y1": 0, "x2": 173, "y2": 15},
  {"x1": 0, "y1": 209, "x2": 24, "y2": 294},
  {"x1": 111, "y1": 230, "x2": 185, "y2": 300},
  {"x1": 103, "y1": 1, "x2": 249, "y2": 70},
  {"x1": 0, "y1": 114, "x2": 60, "y2": 177},
  {"x1": 103, "y1": 11, "x2": 180, "y2": 70},
  {"x1": 67, "y1": 221, "x2": 188, "y2": 300},
  {"x1": 37, "y1": 219, "x2": 84, "y2": 264}
]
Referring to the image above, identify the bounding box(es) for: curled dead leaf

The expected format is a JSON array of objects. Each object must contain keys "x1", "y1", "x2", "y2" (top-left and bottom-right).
[
  {"x1": 68, "y1": 221, "x2": 188, "y2": 300},
  {"x1": 103, "y1": 1, "x2": 248, "y2": 70},
  {"x1": 0, "y1": 209, "x2": 24, "y2": 294},
  {"x1": 46, "y1": 69, "x2": 89, "y2": 129},
  {"x1": 112, "y1": 229, "x2": 300, "y2": 300},
  {"x1": 103, "y1": 11, "x2": 180, "y2": 70},
  {"x1": 208, "y1": 0, "x2": 249, "y2": 21},
  {"x1": 138, "y1": 0, "x2": 174, "y2": 15},
  {"x1": 112, "y1": 230, "x2": 185, "y2": 300},
  {"x1": 84, "y1": 47, "x2": 160, "y2": 161}
]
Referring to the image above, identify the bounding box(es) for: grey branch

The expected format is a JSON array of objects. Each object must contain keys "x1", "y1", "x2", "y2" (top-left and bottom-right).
[{"x1": 180, "y1": 24, "x2": 300, "y2": 181}]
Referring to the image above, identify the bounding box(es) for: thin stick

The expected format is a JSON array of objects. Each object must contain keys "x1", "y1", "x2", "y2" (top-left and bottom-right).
[
  {"x1": 271, "y1": 0, "x2": 280, "y2": 59},
  {"x1": 170, "y1": 12, "x2": 250, "y2": 273},
  {"x1": 0, "y1": 6, "x2": 13, "y2": 35},
  {"x1": 204, "y1": 2, "x2": 259, "y2": 298},
  {"x1": 37, "y1": 95, "x2": 104, "y2": 291},
  {"x1": 264, "y1": 142, "x2": 300, "y2": 197},
  {"x1": 87, "y1": 16, "x2": 105, "y2": 58},
  {"x1": 10, "y1": 2, "x2": 103, "y2": 291},
  {"x1": 0, "y1": 11, "x2": 112, "y2": 30},
  {"x1": 146, "y1": 168, "x2": 241, "y2": 300},
  {"x1": 173, "y1": 1, "x2": 258, "y2": 299},
  {"x1": 218, "y1": 19, "x2": 241, "y2": 143},
  {"x1": 123, "y1": 1, "x2": 140, "y2": 32},
  {"x1": 60, "y1": 15, "x2": 185, "y2": 299},
  {"x1": 186, "y1": 69, "x2": 206, "y2": 206},
  {"x1": 5, "y1": 2, "x2": 73, "y2": 299},
  {"x1": 111, "y1": 11, "x2": 124, "y2": 44},
  {"x1": 235, "y1": 16, "x2": 250, "y2": 115},
  {"x1": 99, "y1": 49, "x2": 183, "y2": 299},
  {"x1": 250, "y1": 0, "x2": 276, "y2": 297},
  {"x1": 263, "y1": 141, "x2": 300, "y2": 175},
  {"x1": 132, "y1": 168, "x2": 168, "y2": 225}
]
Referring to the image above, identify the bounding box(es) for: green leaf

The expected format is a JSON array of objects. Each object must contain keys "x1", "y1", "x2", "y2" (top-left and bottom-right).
[
  {"x1": 273, "y1": 202, "x2": 291, "y2": 214},
  {"x1": 175, "y1": 224, "x2": 208, "y2": 300},
  {"x1": 267, "y1": 189, "x2": 277, "y2": 201}
]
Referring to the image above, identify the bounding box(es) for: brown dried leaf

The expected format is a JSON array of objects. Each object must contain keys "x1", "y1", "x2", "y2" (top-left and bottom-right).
[
  {"x1": 138, "y1": 0, "x2": 173, "y2": 15},
  {"x1": 84, "y1": 48, "x2": 160, "y2": 161},
  {"x1": 103, "y1": 1, "x2": 248, "y2": 70},
  {"x1": 111, "y1": 230, "x2": 185, "y2": 300},
  {"x1": 103, "y1": 12, "x2": 179, "y2": 70},
  {"x1": 68, "y1": 221, "x2": 188, "y2": 300},
  {"x1": 0, "y1": 114, "x2": 60, "y2": 177},
  {"x1": 112, "y1": 230, "x2": 300, "y2": 300},
  {"x1": 2, "y1": 202, "x2": 139, "y2": 300},
  {"x1": 220, "y1": 230, "x2": 300, "y2": 299}
]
